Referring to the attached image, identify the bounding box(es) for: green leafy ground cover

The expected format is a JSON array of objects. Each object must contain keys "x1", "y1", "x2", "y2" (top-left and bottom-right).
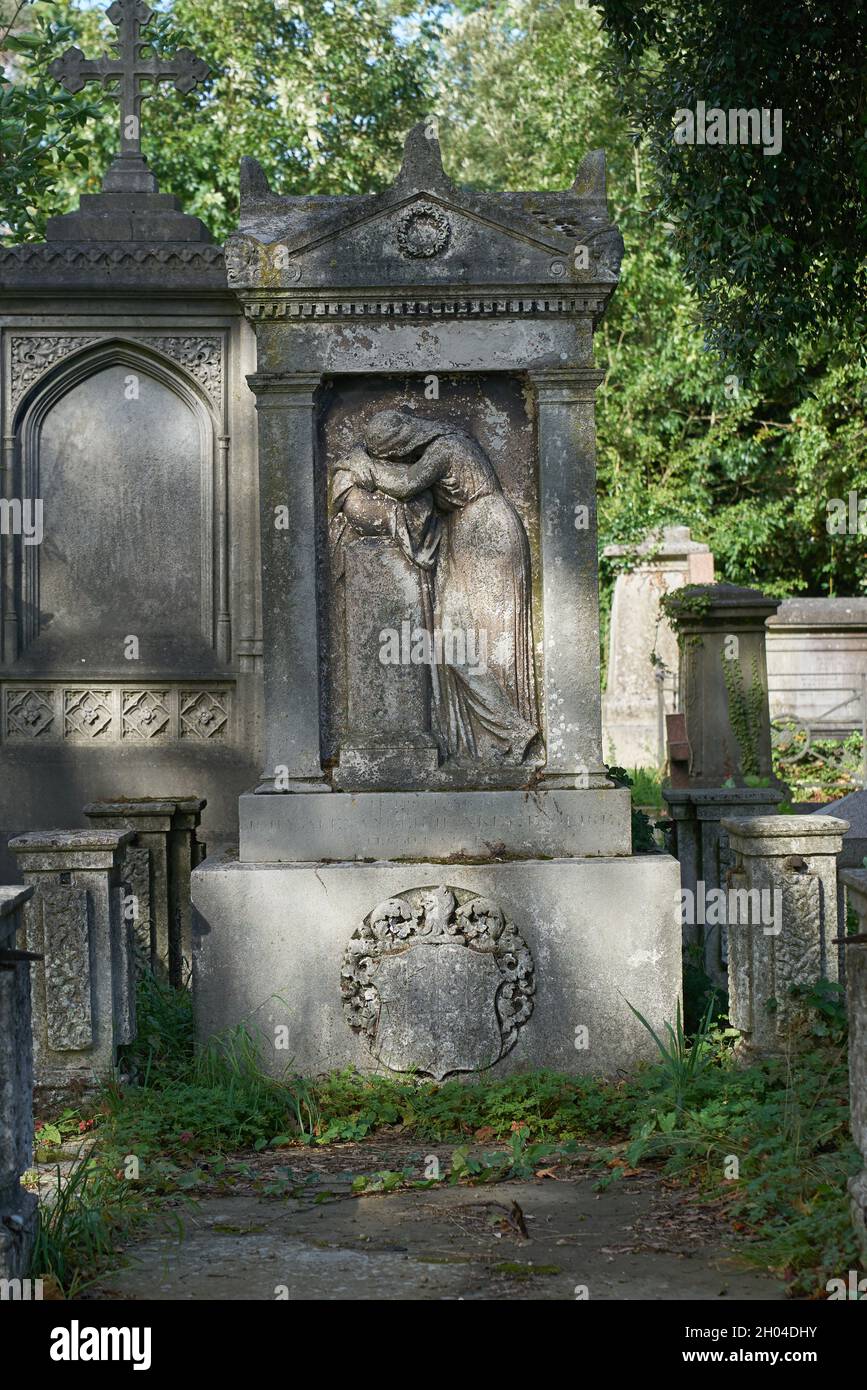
[{"x1": 28, "y1": 971, "x2": 859, "y2": 1300}]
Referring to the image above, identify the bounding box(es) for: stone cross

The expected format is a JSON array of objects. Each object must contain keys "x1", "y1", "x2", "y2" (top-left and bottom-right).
[{"x1": 49, "y1": 0, "x2": 209, "y2": 192}]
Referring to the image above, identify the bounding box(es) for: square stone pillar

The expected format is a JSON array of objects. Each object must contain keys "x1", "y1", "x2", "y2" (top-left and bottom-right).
[
  {"x1": 721, "y1": 815, "x2": 848, "y2": 1057},
  {"x1": 8, "y1": 830, "x2": 136, "y2": 1099},
  {"x1": 0, "y1": 885, "x2": 38, "y2": 1280},
  {"x1": 84, "y1": 797, "x2": 206, "y2": 986},
  {"x1": 838, "y1": 869, "x2": 867, "y2": 1263},
  {"x1": 528, "y1": 368, "x2": 608, "y2": 787},
  {"x1": 248, "y1": 373, "x2": 328, "y2": 793}
]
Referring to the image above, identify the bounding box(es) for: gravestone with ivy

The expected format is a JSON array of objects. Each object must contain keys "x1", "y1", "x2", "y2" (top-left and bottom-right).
[{"x1": 662, "y1": 583, "x2": 786, "y2": 987}]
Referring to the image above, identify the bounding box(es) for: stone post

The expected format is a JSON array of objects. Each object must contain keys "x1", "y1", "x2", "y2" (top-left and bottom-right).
[
  {"x1": 838, "y1": 869, "x2": 867, "y2": 1262},
  {"x1": 84, "y1": 797, "x2": 206, "y2": 986},
  {"x1": 9, "y1": 830, "x2": 136, "y2": 1100},
  {"x1": 527, "y1": 368, "x2": 609, "y2": 787},
  {"x1": 0, "y1": 885, "x2": 38, "y2": 1281},
  {"x1": 721, "y1": 815, "x2": 848, "y2": 1057},
  {"x1": 663, "y1": 583, "x2": 785, "y2": 985},
  {"x1": 247, "y1": 372, "x2": 327, "y2": 793}
]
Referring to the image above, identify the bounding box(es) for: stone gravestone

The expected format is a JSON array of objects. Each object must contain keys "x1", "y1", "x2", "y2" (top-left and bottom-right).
[
  {"x1": 192, "y1": 125, "x2": 682, "y2": 1078},
  {"x1": 603, "y1": 525, "x2": 714, "y2": 770},
  {"x1": 766, "y1": 598, "x2": 867, "y2": 738}
]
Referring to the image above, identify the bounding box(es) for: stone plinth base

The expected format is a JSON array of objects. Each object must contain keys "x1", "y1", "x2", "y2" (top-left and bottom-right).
[
  {"x1": 239, "y1": 786, "x2": 632, "y2": 864},
  {"x1": 192, "y1": 852, "x2": 681, "y2": 1077}
]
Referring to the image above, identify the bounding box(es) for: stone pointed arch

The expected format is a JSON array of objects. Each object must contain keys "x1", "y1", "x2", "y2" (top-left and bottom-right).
[{"x1": 6, "y1": 337, "x2": 224, "y2": 662}]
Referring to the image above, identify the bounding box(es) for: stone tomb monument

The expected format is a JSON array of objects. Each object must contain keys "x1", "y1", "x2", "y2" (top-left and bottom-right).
[{"x1": 192, "y1": 126, "x2": 681, "y2": 1077}]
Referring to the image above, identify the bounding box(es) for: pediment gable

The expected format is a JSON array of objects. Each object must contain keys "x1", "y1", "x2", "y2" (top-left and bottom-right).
[{"x1": 226, "y1": 124, "x2": 623, "y2": 296}]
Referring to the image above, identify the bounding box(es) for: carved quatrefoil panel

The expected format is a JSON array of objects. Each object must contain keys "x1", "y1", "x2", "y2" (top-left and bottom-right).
[{"x1": 1, "y1": 685, "x2": 232, "y2": 743}]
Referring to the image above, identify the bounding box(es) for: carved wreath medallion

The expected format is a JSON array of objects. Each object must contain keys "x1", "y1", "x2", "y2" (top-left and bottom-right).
[
  {"x1": 341, "y1": 885, "x2": 534, "y2": 1079},
  {"x1": 396, "y1": 203, "x2": 451, "y2": 259}
]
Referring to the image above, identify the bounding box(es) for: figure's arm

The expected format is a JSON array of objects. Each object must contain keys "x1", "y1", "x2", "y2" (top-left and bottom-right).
[
  {"x1": 340, "y1": 445, "x2": 378, "y2": 492},
  {"x1": 363, "y1": 451, "x2": 446, "y2": 500}
]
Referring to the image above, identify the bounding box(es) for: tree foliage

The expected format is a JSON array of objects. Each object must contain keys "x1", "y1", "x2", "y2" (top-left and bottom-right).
[
  {"x1": 598, "y1": 0, "x2": 867, "y2": 376},
  {"x1": 1, "y1": 1, "x2": 101, "y2": 239},
  {"x1": 4, "y1": 0, "x2": 439, "y2": 242},
  {"x1": 439, "y1": 0, "x2": 867, "y2": 601},
  {"x1": 3, "y1": 0, "x2": 866, "y2": 604}
]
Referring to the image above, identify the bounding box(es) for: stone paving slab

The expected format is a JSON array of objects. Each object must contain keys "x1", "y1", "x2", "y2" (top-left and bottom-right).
[{"x1": 91, "y1": 1163, "x2": 784, "y2": 1302}]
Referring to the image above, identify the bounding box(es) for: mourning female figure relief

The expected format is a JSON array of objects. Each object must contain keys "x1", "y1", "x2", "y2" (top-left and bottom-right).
[{"x1": 332, "y1": 409, "x2": 540, "y2": 766}]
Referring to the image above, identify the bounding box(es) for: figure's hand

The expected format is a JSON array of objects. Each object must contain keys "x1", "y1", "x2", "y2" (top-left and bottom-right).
[{"x1": 346, "y1": 445, "x2": 377, "y2": 491}]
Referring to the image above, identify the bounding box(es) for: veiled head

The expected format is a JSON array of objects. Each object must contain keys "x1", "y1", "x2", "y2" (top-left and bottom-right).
[{"x1": 364, "y1": 410, "x2": 450, "y2": 461}]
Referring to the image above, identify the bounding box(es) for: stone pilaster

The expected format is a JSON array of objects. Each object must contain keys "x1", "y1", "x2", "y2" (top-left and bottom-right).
[
  {"x1": 838, "y1": 868, "x2": 867, "y2": 1263},
  {"x1": 721, "y1": 815, "x2": 848, "y2": 1057},
  {"x1": 84, "y1": 797, "x2": 206, "y2": 986},
  {"x1": 248, "y1": 373, "x2": 327, "y2": 793},
  {"x1": 0, "y1": 885, "x2": 37, "y2": 1281},
  {"x1": 9, "y1": 830, "x2": 136, "y2": 1098},
  {"x1": 1, "y1": 433, "x2": 19, "y2": 664},
  {"x1": 527, "y1": 368, "x2": 607, "y2": 787}
]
